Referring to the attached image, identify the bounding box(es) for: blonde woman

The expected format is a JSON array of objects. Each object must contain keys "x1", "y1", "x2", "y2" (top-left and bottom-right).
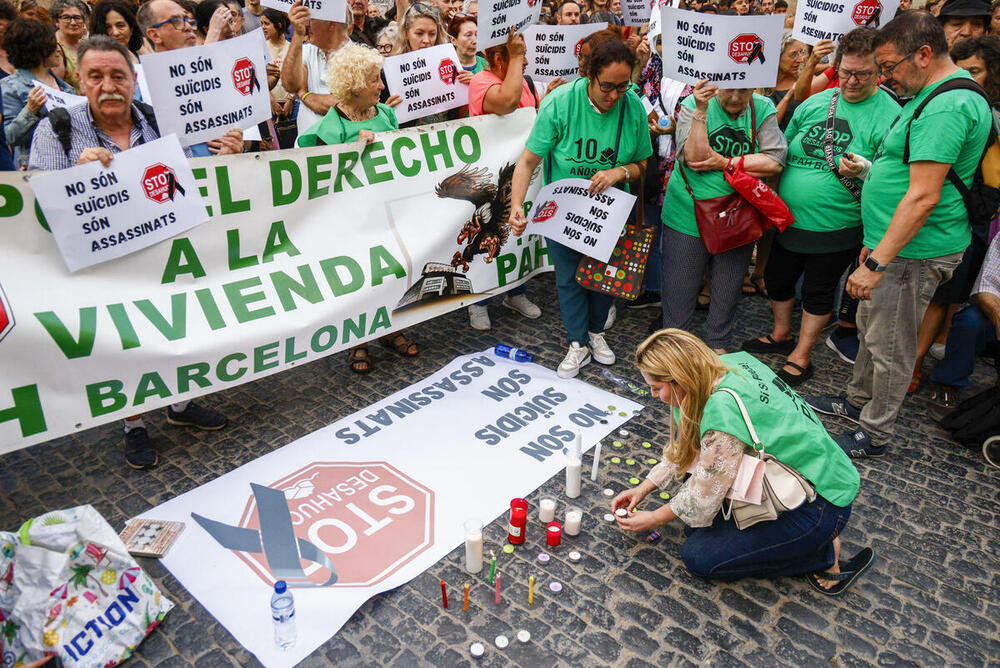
[{"x1": 613, "y1": 329, "x2": 873, "y2": 595}]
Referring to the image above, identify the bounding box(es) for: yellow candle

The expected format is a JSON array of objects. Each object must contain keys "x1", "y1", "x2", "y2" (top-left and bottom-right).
[
  {"x1": 528, "y1": 575, "x2": 534, "y2": 605},
  {"x1": 464, "y1": 582, "x2": 469, "y2": 611}
]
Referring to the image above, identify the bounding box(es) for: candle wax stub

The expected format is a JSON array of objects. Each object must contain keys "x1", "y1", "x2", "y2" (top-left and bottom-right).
[
  {"x1": 612, "y1": 441, "x2": 623, "y2": 448},
  {"x1": 610, "y1": 457, "x2": 621, "y2": 464},
  {"x1": 517, "y1": 630, "x2": 531, "y2": 643},
  {"x1": 569, "y1": 550, "x2": 582, "y2": 562},
  {"x1": 549, "y1": 582, "x2": 563, "y2": 593},
  {"x1": 502, "y1": 544, "x2": 515, "y2": 554},
  {"x1": 537, "y1": 553, "x2": 550, "y2": 563},
  {"x1": 618, "y1": 429, "x2": 629, "y2": 437},
  {"x1": 630, "y1": 477, "x2": 641, "y2": 485},
  {"x1": 625, "y1": 459, "x2": 636, "y2": 466},
  {"x1": 659, "y1": 492, "x2": 671, "y2": 500},
  {"x1": 495, "y1": 635, "x2": 509, "y2": 649},
  {"x1": 607, "y1": 405, "x2": 616, "y2": 411},
  {"x1": 642, "y1": 441, "x2": 652, "y2": 448},
  {"x1": 470, "y1": 642, "x2": 485, "y2": 657},
  {"x1": 647, "y1": 458, "x2": 658, "y2": 465},
  {"x1": 615, "y1": 508, "x2": 628, "y2": 517},
  {"x1": 603, "y1": 488, "x2": 615, "y2": 497},
  {"x1": 603, "y1": 513, "x2": 615, "y2": 522}
]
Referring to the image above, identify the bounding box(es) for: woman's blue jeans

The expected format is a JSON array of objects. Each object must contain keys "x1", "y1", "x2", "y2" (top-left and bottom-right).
[{"x1": 680, "y1": 495, "x2": 851, "y2": 581}]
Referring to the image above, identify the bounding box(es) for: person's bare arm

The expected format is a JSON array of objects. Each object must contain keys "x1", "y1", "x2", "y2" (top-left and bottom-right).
[
  {"x1": 204, "y1": 5, "x2": 232, "y2": 43},
  {"x1": 683, "y1": 79, "x2": 717, "y2": 165},
  {"x1": 281, "y1": 1, "x2": 309, "y2": 94},
  {"x1": 300, "y1": 92, "x2": 336, "y2": 115},
  {"x1": 509, "y1": 148, "x2": 544, "y2": 236},
  {"x1": 482, "y1": 31, "x2": 527, "y2": 115},
  {"x1": 975, "y1": 292, "x2": 1000, "y2": 336},
  {"x1": 793, "y1": 39, "x2": 834, "y2": 102}
]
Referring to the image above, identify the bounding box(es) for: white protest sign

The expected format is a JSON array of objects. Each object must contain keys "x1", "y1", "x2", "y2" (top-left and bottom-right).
[
  {"x1": 34, "y1": 80, "x2": 86, "y2": 112},
  {"x1": 622, "y1": 0, "x2": 651, "y2": 27},
  {"x1": 661, "y1": 7, "x2": 783, "y2": 88},
  {"x1": 527, "y1": 178, "x2": 635, "y2": 263},
  {"x1": 477, "y1": 0, "x2": 542, "y2": 51},
  {"x1": 260, "y1": 0, "x2": 347, "y2": 22},
  {"x1": 523, "y1": 23, "x2": 606, "y2": 85},
  {"x1": 139, "y1": 30, "x2": 270, "y2": 146},
  {"x1": 134, "y1": 63, "x2": 153, "y2": 103},
  {"x1": 30, "y1": 135, "x2": 208, "y2": 272},
  {"x1": 383, "y1": 43, "x2": 470, "y2": 123},
  {"x1": 792, "y1": 0, "x2": 898, "y2": 45}
]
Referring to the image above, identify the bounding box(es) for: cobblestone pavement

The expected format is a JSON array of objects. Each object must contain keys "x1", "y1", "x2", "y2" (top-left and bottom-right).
[{"x1": 2, "y1": 273, "x2": 999, "y2": 667}]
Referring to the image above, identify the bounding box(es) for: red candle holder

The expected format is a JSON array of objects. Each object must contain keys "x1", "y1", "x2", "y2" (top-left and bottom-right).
[
  {"x1": 546, "y1": 522, "x2": 562, "y2": 547},
  {"x1": 508, "y1": 498, "x2": 528, "y2": 544}
]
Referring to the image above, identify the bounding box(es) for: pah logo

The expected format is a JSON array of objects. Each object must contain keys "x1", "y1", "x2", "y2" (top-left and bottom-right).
[
  {"x1": 231, "y1": 56, "x2": 260, "y2": 96},
  {"x1": 438, "y1": 58, "x2": 457, "y2": 85},
  {"x1": 851, "y1": 0, "x2": 882, "y2": 25},
  {"x1": 729, "y1": 33, "x2": 766, "y2": 65},
  {"x1": 533, "y1": 200, "x2": 558, "y2": 223},
  {"x1": 141, "y1": 163, "x2": 185, "y2": 203},
  {"x1": 0, "y1": 282, "x2": 14, "y2": 343}
]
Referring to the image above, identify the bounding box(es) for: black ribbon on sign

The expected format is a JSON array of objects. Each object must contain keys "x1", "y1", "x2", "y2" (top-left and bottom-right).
[
  {"x1": 248, "y1": 62, "x2": 262, "y2": 93},
  {"x1": 864, "y1": 7, "x2": 881, "y2": 26},
  {"x1": 747, "y1": 41, "x2": 766, "y2": 65},
  {"x1": 191, "y1": 483, "x2": 339, "y2": 587},
  {"x1": 166, "y1": 171, "x2": 185, "y2": 201},
  {"x1": 822, "y1": 91, "x2": 863, "y2": 201}
]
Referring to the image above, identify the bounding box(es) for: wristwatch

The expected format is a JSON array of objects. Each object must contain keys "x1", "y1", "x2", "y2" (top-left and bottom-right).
[{"x1": 864, "y1": 255, "x2": 887, "y2": 272}]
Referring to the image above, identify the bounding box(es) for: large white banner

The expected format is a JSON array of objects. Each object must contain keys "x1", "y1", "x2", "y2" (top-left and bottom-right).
[
  {"x1": 140, "y1": 30, "x2": 270, "y2": 146},
  {"x1": 477, "y1": 0, "x2": 543, "y2": 51},
  {"x1": 661, "y1": 7, "x2": 783, "y2": 88},
  {"x1": 522, "y1": 23, "x2": 607, "y2": 86},
  {"x1": 791, "y1": 0, "x2": 897, "y2": 44},
  {"x1": 382, "y1": 44, "x2": 470, "y2": 123},
  {"x1": 0, "y1": 110, "x2": 548, "y2": 453},
  {"x1": 138, "y1": 351, "x2": 643, "y2": 667}
]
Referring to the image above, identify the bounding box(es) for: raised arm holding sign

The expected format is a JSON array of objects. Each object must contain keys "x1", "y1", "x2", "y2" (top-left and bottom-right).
[{"x1": 382, "y1": 43, "x2": 470, "y2": 123}]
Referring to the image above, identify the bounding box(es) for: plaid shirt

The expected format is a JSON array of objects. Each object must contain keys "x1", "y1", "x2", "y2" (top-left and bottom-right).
[
  {"x1": 28, "y1": 102, "x2": 192, "y2": 171},
  {"x1": 974, "y1": 233, "x2": 1000, "y2": 299}
]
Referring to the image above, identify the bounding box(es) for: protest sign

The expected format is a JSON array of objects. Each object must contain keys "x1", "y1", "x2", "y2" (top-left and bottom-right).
[
  {"x1": 477, "y1": 0, "x2": 542, "y2": 51},
  {"x1": 660, "y1": 7, "x2": 783, "y2": 88},
  {"x1": 260, "y1": 0, "x2": 347, "y2": 23},
  {"x1": 523, "y1": 23, "x2": 607, "y2": 85},
  {"x1": 621, "y1": 0, "x2": 651, "y2": 27},
  {"x1": 383, "y1": 43, "x2": 470, "y2": 123},
  {"x1": 0, "y1": 110, "x2": 548, "y2": 454},
  {"x1": 30, "y1": 135, "x2": 207, "y2": 273},
  {"x1": 527, "y1": 178, "x2": 635, "y2": 263},
  {"x1": 134, "y1": 63, "x2": 153, "y2": 104},
  {"x1": 141, "y1": 351, "x2": 641, "y2": 667},
  {"x1": 34, "y1": 80, "x2": 86, "y2": 113},
  {"x1": 139, "y1": 30, "x2": 270, "y2": 146},
  {"x1": 792, "y1": 0, "x2": 898, "y2": 44}
]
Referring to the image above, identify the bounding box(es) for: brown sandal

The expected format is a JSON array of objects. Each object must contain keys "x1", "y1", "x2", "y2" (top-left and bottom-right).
[
  {"x1": 382, "y1": 333, "x2": 418, "y2": 357},
  {"x1": 348, "y1": 345, "x2": 372, "y2": 374}
]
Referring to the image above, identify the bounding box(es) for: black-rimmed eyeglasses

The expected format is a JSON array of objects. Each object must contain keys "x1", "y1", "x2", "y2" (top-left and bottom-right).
[{"x1": 151, "y1": 15, "x2": 196, "y2": 29}]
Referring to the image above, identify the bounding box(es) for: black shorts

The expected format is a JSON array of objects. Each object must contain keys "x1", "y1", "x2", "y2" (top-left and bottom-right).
[{"x1": 764, "y1": 240, "x2": 858, "y2": 315}]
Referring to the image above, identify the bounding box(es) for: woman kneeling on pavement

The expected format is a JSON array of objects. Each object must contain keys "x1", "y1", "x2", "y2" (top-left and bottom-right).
[
  {"x1": 614, "y1": 329, "x2": 874, "y2": 594},
  {"x1": 509, "y1": 38, "x2": 652, "y2": 378}
]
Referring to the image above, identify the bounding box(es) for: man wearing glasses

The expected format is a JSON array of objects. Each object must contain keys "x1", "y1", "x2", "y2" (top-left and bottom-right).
[
  {"x1": 52, "y1": 0, "x2": 88, "y2": 91},
  {"x1": 806, "y1": 12, "x2": 992, "y2": 458}
]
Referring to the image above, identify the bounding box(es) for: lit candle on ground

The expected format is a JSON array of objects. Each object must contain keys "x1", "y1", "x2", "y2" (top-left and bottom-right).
[
  {"x1": 464, "y1": 583, "x2": 469, "y2": 611},
  {"x1": 564, "y1": 507, "x2": 582, "y2": 536},
  {"x1": 566, "y1": 435, "x2": 582, "y2": 499},
  {"x1": 528, "y1": 575, "x2": 534, "y2": 605},
  {"x1": 591, "y1": 441, "x2": 602, "y2": 481},
  {"x1": 538, "y1": 497, "x2": 556, "y2": 523},
  {"x1": 440, "y1": 580, "x2": 448, "y2": 608},
  {"x1": 495, "y1": 572, "x2": 501, "y2": 604},
  {"x1": 546, "y1": 522, "x2": 562, "y2": 547},
  {"x1": 488, "y1": 552, "x2": 497, "y2": 584},
  {"x1": 464, "y1": 519, "x2": 483, "y2": 573}
]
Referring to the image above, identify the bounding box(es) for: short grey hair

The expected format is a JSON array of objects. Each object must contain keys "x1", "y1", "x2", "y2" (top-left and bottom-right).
[
  {"x1": 50, "y1": 0, "x2": 88, "y2": 20},
  {"x1": 77, "y1": 34, "x2": 135, "y2": 73}
]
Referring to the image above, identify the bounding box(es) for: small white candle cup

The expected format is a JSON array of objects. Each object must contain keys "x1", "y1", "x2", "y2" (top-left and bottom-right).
[
  {"x1": 464, "y1": 518, "x2": 484, "y2": 573},
  {"x1": 538, "y1": 496, "x2": 556, "y2": 523},
  {"x1": 564, "y1": 506, "x2": 583, "y2": 536}
]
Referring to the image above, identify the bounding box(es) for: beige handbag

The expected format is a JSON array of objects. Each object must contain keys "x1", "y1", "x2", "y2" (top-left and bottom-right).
[{"x1": 716, "y1": 388, "x2": 817, "y2": 530}]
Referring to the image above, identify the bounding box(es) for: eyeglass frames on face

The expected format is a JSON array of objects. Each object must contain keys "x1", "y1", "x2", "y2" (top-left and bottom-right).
[
  {"x1": 596, "y1": 78, "x2": 630, "y2": 93},
  {"x1": 836, "y1": 68, "x2": 875, "y2": 82},
  {"x1": 877, "y1": 50, "x2": 916, "y2": 78},
  {"x1": 59, "y1": 14, "x2": 84, "y2": 22},
  {"x1": 151, "y1": 15, "x2": 196, "y2": 29}
]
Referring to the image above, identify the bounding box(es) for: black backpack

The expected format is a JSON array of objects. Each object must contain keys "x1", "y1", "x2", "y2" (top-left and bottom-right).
[
  {"x1": 902, "y1": 77, "x2": 1000, "y2": 239},
  {"x1": 48, "y1": 100, "x2": 159, "y2": 158}
]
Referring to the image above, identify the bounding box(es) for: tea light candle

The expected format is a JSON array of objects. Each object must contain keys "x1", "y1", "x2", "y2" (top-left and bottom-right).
[
  {"x1": 538, "y1": 497, "x2": 556, "y2": 523},
  {"x1": 546, "y1": 522, "x2": 562, "y2": 547},
  {"x1": 464, "y1": 519, "x2": 483, "y2": 574},
  {"x1": 564, "y1": 506, "x2": 582, "y2": 536},
  {"x1": 615, "y1": 508, "x2": 628, "y2": 518}
]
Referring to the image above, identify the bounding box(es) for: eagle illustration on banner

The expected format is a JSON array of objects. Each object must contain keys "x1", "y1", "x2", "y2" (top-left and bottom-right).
[{"x1": 435, "y1": 163, "x2": 516, "y2": 273}]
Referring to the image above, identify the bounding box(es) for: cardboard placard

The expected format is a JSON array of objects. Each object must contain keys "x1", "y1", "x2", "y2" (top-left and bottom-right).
[
  {"x1": 527, "y1": 178, "x2": 635, "y2": 263},
  {"x1": 522, "y1": 23, "x2": 607, "y2": 85},
  {"x1": 791, "y1": 0, "x2": 899, "y2": 44},
  {"x1": 621, "y1": 0, "x2": 652, "y2": 27},
  {"x1": 382, "y1": 43, "x2": 470, "y2": 123},
  {"x1": 260, "y1": 0, "x2": 348, "y2": 22},
  {"x1": 34, "y1": 80, "x2": 87, "y2": 113},
  {"x1": 477, "y1": 0, "x2": 543, "y2": 51}
]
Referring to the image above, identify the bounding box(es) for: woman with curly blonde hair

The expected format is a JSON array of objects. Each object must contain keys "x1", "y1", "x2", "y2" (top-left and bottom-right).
[{"x1": 612, "y1": 329, "x2": 873, "y2": 596}]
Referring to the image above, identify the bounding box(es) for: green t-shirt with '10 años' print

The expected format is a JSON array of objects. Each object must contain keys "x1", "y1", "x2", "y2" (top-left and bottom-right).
[
  {"x1": 777, "y1": 87, "x2": 899, "y2": 253},
  {"x1": 861, "y1": 70, "x2": 992, "y2": 259},
  {"x1": 662, "y1": 94, "x2": 777, "y2": 238},
  {"x1": 525, "y1": 77, "x2": 653, "y2": 188}
]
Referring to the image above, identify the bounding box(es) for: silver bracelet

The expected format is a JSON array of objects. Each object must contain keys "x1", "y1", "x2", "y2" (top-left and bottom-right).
[{"x1": 692, "y1": 113, "x2": 708, "y2": 123}]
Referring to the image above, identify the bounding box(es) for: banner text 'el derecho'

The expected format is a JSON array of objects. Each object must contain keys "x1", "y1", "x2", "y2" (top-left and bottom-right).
[{"x1": 0, "y1": 109, "x2": 547, "y2": 453}]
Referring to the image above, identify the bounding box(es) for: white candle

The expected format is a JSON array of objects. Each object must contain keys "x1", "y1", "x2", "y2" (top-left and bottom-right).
[
  {"x1": 539, "y1": 498, "x2": 556, "y2": 522},
  {"x1": 564, "y1": 508, "x2": 582, "y2": 536},
  {"x1": 590, "y1": 442, "x2": 602, "y2": 482},
  {"x1": 566, "y1": 454, "x2": 582, "y2": 498},
  {"x1": 464, "y1": 519, "x2": 483, "y2": 573}
]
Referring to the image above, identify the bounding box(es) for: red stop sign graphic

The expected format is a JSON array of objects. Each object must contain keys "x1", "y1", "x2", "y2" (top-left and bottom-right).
[
  {"x1": 236, "y1": 462, "x2": 434, "y2": 587},
  {"x1": 574, "y1": 38, "x2": 585, "y2": 59},
  {"x1": 852, "y1": 0, "x2": 882, "y2": 24},
  {"x1": 439, "y1": 58, "x2": 456, "y2": 84},
  {"x1": 533, "y1": 201, "x2": 558, "y2": 223},
  {"x1": 232, "y1": 56, "x2": 256, "y2": 96},
  {"x1": 141, "y1": 163, "x2": 177, "y2": 203},
  {"x1": 729, "y1": 33, "x2": 763, "y2": 64}
]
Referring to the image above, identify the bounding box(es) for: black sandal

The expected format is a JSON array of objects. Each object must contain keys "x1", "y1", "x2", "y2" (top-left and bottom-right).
[
  {"x1": 777, "y1": 361, "x2": 814, "y2": 386},
  {"x1": 348, "y1": 345, "x2": 372, "y2": 374},
  {"x1": 741, "y1": 335, "x2": 796, "y2": 355},
  {"x1": 807, "y1": 547, "x2": 876, "y2": 597}
]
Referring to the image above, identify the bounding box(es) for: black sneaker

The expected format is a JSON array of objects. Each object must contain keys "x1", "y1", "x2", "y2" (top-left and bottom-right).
[
  {"x1": 124, "y1": 427, "x2": 159, "y2": 470},
  {"x1": 833, "y1": 428, "x2": 886, "y2": 458},
  {"x1": 167, "y1": 402, "x2": 228, "y2": 430},
  {"x1": 626, "y1": 291, "x2": 661, "y2": 310}
]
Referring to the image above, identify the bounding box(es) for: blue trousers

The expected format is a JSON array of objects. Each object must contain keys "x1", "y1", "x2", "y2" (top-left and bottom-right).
[
  {"x1": 680, "y1": 495, "x2": 851, "y2": 581},
  {"x1": 930, "y1": 305, "x2": 996, "y2": 388},
  {"x1": 643, "y1": 202, "x2": 663, "y2": 292},
  {"x1": 548, "y1": 239, "x2": 613, "y2": 345}
]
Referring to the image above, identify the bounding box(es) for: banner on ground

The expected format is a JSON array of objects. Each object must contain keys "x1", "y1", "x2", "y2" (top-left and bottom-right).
[
  {"x1": 478, "y1": 0, "x2": 542, "y2": 51},
  {"x1": 382, "y1": 44, "x2": 470, "y2": 123},
  {"x1": 522, "y1": 23, "x2": 607, "y2": 85},
  {"x1": 0, "y1": 110, "x2": 548, "y2": 454},
  {"x1": 791, "y1": 0, "x2": 897, "y2": 44},
  {"x1": 660, "y1": 7, "x2": 783, "y2": 88},
  {"x1": 261, "y1": 0, "x2": 348, "y2": 21},
  {"x1": 139, "y1": 351, "x2": 643, "y2": 667},
  {"x1": 140, "y1": 30, "x2": 270, "y2": 146},
  {"x1": 30, "y1": 135, "x2": 207, "y2": 272},
  {"x1": 527, "y1": 178, "x2": 634, "y2": 262},
  {"x1": 34, "y1": 80, "x2": 86, "y2": 113}
]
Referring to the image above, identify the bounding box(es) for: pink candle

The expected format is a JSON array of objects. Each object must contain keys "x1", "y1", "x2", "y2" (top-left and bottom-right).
[
  {"x1": 495, "y1": 572, "x2": 501, "y2": 604},
  {"x1": 546, "y1": 522, "x2": 562, "y2": 547}
]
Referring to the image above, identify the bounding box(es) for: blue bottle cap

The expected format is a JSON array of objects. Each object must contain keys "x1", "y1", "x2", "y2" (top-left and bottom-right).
[{"x1": 274, "y1": 580, "x2": 287, "y2": 594}]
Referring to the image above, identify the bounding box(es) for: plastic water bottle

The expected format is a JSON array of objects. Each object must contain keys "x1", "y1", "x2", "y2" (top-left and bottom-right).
[
  {"x1": 601, "y1": 369, "x2": 650, "y2": 396},
  {"x1": 271, "y1": 580, "x2": 296, "y2": 650},
  {"x1": 494, "y1": 344, "x2": 533, "y2": 362},
  {"x1": 658, "y1": 117, "x2": 671, "y2": 128}
]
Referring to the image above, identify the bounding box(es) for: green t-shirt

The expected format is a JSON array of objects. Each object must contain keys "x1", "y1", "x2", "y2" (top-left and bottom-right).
[
  {"x1": 861, "y1": 70, "x2": 992, "y2": 259},
  {"x1": 699, "y1": 352, "x2": 860, "y2": 507},
  {"x1": 525, "y1": 77, "x2": 653, "y2": 186},
  {"x1": 463, "y1": 55, "x2": 487, "y2": 74},
  {"x1": 297, "y1": 103, "x2": 399, "y2": 147},
  {"x1": 779, "y1": 88, "x2": 898, "y2": 242},
  {"x1": 662, "y1": 94, "x2": 777, "y2": 238}
]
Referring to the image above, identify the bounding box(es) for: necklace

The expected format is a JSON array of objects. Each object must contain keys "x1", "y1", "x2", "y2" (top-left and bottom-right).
[{"x1": 338, "y1": 103, "x2": 375, "y2": 122}]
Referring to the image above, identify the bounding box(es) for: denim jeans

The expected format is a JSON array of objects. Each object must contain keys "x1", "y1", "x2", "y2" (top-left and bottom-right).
[
  {"x1": 643, "y1": 202, "x2": 663, "y2": 292},
  {"x1": 930, "y1": 305, "x2": 996, "y2": 388},
  {"x1": 680, "y1": 496, "x2": 851, "y2": 581},
  {"x1": 548, "y1": 239, "x2": 613, "y2": 345},
  {"x1": 846, "y1": 253, "x2": 963, "y2": 445}
]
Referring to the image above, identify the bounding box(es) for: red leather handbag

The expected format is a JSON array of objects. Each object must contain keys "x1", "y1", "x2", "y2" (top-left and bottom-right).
[{"x1": 678, "y1": 160, "x2": 763, "y2": 254}]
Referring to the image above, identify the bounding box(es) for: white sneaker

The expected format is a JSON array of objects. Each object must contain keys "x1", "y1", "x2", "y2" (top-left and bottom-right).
[
  {"x1": 588, "y1": 332, "x2": 616, "y2": 365},
  {"x1": 557, "y1": 342, "x2": 591, "y2": 378},
  {"x1": 468, "y1": 305, "x2": 491, "y2": 330},
  {"x1": 929, "y1": 342, "x2": 946, "y2": 360},
  {"x1": 502, "y1": 293, "x2": 542, "y2": 319},
  {"x1": 604, "y1": 304, "x2": 617, "y2": 330}
]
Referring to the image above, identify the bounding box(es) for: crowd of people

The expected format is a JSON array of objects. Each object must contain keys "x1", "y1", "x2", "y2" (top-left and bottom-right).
[{"x1": 8, "y1": 0, "x2": 999, "y2": 597}]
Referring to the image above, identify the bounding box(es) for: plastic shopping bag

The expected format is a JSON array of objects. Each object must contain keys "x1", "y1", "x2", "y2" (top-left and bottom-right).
[{"x1": 724, "y1": 157, "x2": 795, "y2": 232}]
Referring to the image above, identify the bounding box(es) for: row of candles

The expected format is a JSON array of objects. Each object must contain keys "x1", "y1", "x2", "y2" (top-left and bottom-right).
[{"x1": 439, "y1": 572, "x2": 539, "y2": 609}]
